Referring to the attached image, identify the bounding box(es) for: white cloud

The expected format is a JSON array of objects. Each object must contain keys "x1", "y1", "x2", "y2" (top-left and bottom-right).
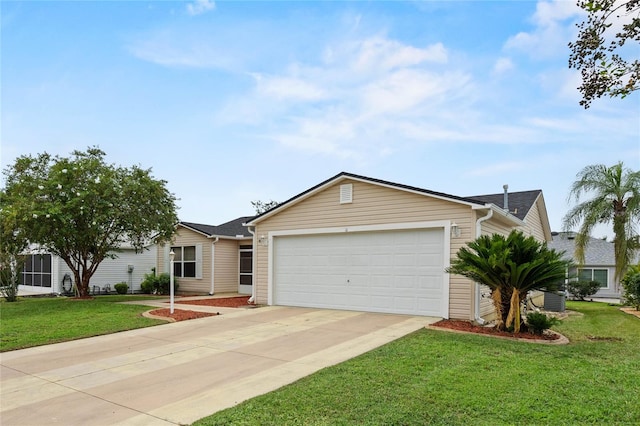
[
  {"x1": 360, "y1": 69, "x2": 470, "y2": 116},
  {"x1": 186, "y1": 0, "x2": 215, "y2": 16},
  {"x1": 492, "y1": 57, "x2": 514, "y2": 74},
  {"x1": 216, "y1": 34, "x2": 467, "y2": 159},
  {"x1": 253, "y1": 74, "x2": 328, "y2": 101},
  {"x1": 504, "y1": 0, "x2": 583, "y2": 58},
  {"x1": 350, "y1": 37, "x2": 448, "y2": 72}
]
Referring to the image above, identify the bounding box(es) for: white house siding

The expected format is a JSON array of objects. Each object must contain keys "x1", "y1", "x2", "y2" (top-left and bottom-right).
[
  {"x1": 57, "y1": 248, "x2": 156, "y2": 293},
  {"x1": 254, "y1": 178, "x2": 476, "y2": 320},
  {"x1": 19, "y1": 247, "x2": 156, "y2": 295}
]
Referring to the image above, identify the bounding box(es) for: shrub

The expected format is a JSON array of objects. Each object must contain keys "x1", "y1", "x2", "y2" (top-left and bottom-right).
[
  {"x1": 114, "y1": 282, "x2": 129, "y2": 295},
  {"x1": 567, "y1": 280, "x2": 601, "y2": 300},
  {"x1": 0, "y1": 254, "x2": 23, "y2": 302},
  {"x1": 140, "y1": 273, "x2": 178, "y2": 295},
  {"x1": 526, "y1": 311, "x2": 560, "y2": 335},
  {"x1": 621, "y1": 266, "x2": 640, "y2": 310}
]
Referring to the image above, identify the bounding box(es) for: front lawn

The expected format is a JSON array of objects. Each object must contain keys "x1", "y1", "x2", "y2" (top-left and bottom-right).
[
  {"x1": 194, "y1": 301, "x2": 640, "y2": 425},
  {"x1": 0, "y1": 295, "x2": 166, "y2": 351}
]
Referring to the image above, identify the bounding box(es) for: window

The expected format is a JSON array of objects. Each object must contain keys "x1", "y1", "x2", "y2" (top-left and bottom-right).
[
  {"x1": 20, "y1": 254, "x2": 52, "y2": 287},
  {"x1": 578, "y1": 268, "x2": 609, "y2": 288},
  {"x1": 171, "y1": 246, "x2": 197, "y2": 278},
  {"x1": 239, "y1": 245, "x2": 253, "y2": 286}
]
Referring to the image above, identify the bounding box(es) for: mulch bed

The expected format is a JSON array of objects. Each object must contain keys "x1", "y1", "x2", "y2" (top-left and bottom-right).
[
  {"x1": 147, "y1": 308, "x2": 219, "y2": 322},
  {"x1": 170, "y1": 296, "x2": 252, "y2": 308},
  {"x1": 431, "y1": 319, "x2": 561, "y2": 341},
  {"x1": 147, "y1": 296, "x2": 253, "y2": 322}
]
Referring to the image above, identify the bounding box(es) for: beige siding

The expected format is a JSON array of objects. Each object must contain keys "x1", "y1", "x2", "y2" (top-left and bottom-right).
[
  {"x1": 253, "y1": 179, "x2": 476, "y2": 319},
  {"x1": 157, "y1": 227, "x2": 212, "y2": 294},
  {"x1": 213, "y1": 239, "x2": 241, "y2": 293},
  {"x1": 519, "y1": 197, "x2": 547, "y2": 242}
]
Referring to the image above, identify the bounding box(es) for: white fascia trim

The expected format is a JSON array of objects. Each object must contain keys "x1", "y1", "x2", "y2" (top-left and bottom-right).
[
  {"x1": 213, "y1": 235, "x2": 252, "y2": 241},
  {"x1": 266, "y1": 220, "x2": 452, "y2": 318},
  {"x1": 269, "y1": 220, "x2": 451, "y2": 237},
  {"x1": 472, "y1": 204, "x2": 525, "y2": 227}
]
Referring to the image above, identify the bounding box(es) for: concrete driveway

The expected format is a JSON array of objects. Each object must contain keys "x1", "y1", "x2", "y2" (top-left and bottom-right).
[{"x1": 1, "y1": 306, "x2": 437, "y2": 425}]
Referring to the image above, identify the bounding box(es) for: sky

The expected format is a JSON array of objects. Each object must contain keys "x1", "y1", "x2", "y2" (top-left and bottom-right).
[{"x1": 1, "y1": 0, "x2": 639, "y2": 239}]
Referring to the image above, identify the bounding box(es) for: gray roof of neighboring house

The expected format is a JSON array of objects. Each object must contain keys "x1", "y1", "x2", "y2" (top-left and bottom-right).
[
  {"x1": 548, "y1": 231, "x2": 615, "y2": 265},
  {"x1": 180, "y1": 216, "x2": 254, "y2": 238},
  {"x1": 466, "y1": 190, "x2": 542, "y2": 221}
]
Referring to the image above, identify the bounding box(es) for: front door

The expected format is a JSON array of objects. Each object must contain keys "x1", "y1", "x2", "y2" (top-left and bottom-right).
[{"x1": 238, "y1": 245, "x2": 253, "y2": 294}]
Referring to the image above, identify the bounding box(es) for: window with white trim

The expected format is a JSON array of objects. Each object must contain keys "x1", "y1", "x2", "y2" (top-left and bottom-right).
[
  {"x1": 578, "y1": 268, "x2": 609, "y2": 288},
  {"x1": 171, "y1": 246, "x2": 196, "y2": 278}
]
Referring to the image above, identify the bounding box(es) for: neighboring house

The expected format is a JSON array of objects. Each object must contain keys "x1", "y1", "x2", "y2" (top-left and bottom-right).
[
  {"x1": 156, "y1": 217, "x2": 254, "y2": 295},
  {"x1": 18, "y1": 244, "x2": 157, "y2": 295},
  {"x1": 244, "y1": 172, "x2": 552, "y2": 321},
  {"x1": 548, "y1": 231, "x2": 631, "y2": 298}
]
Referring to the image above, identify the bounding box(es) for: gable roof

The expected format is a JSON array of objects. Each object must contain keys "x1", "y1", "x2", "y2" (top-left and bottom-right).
[
  {"x1": 246, "y1": 171, "x2": 528, "y2": 226},
  {"x1": 549, "y1": 232, "x2": 615, "y2": 265},
  {"x1": 466, "y1": 190, "x2": 543, "y2": 221},
  {"x1": 180, "y1": 216, "x2": 254, "y2": 239}
]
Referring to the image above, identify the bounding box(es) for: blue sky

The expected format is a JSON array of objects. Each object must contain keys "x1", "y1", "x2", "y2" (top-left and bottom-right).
[{"x1": 2, "y1": 0, "x2": 638, "y2": 238}]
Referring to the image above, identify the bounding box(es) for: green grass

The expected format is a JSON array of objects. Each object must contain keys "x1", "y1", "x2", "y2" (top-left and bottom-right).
[
  {"x1": 194, "y1": 301, "x2": 640, "y2": 425},
  {"x1": 0, "y1": 295, "x2": 166, "y2": 351}
]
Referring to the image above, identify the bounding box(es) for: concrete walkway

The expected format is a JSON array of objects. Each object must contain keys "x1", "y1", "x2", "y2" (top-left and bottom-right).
[{"x1": 1, "y1": 305, "x2": 437, "y2": 425}]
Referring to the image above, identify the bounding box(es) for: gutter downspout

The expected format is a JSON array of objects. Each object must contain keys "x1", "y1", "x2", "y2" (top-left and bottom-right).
[
  {"x1": 246, "y1": 226, "x2": 256, "y2": 304},
  {"x1": 208, "y1": 237, "x2": 219, "y2": 295},
  {"x1": 474, "y1": 207, "x2": 493, "y2": 325}
]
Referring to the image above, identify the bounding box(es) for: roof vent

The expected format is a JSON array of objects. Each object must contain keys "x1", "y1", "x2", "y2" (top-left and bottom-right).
[
  {"x1": 340, "y1": 184, "x2": 353, "y2": 204},
  {"x1": 503, "y1": 184, "x2": 509, "y2": 211}
]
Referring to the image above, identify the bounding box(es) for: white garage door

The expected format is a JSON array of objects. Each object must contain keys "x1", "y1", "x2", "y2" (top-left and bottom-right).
[{"x1": 273, "y1": 228, "x2": 445, "y2": 316}]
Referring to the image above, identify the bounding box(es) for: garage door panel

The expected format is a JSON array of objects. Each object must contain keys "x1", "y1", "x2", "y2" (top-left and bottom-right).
[{"x1": 273, "y1": 229, "x2": 445, "y2": 317}]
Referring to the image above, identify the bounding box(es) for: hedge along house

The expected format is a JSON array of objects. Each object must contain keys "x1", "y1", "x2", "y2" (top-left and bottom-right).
[
  {"x1": 17, "y1": 243, "x2": 157, "y2": 295},
  {"x1": 244, "y1": 172, "x2": 552, "y2": 321},
  {"x1": 157, "y1": 217, "x2": 254, "y2": 295}
]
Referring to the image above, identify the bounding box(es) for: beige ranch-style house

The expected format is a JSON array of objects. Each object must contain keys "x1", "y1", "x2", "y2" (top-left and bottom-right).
[
  {"x1": 162, "y1": 172, "x2": 551, "y2": 322},
  {"x1": 157, "y1": 217, "x2": 255, "y2": 296}
]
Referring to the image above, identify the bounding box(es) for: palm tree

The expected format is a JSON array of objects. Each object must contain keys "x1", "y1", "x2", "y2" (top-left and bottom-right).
[
  {"x1": 447, "y1": 231, "x2": 570, "y2": 333},
  {"x1": 563, "y1": 162, "x2": 640, "y2": 281}
]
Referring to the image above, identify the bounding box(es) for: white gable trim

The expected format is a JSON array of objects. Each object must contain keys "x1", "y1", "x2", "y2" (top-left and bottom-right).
[{"x1": 247, "y1": 173, "x2": 488, "y2": 226}]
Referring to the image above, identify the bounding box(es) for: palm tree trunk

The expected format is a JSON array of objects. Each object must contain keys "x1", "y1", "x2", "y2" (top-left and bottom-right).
[
  {"x1": 491, "y1": 288, "x2": 504, "y2": 330},
  {"x1": 506, "y1": 289, "x2": 521, "y2": 333}
]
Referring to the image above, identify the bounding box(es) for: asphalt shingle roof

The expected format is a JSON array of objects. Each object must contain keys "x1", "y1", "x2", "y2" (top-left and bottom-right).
[
  {"x1": 548, "y1": 231, "x2": 615, "y2": 265},
  {"x1": 180, "y1": 216, "x2": 254, "y2": 238},
  {"x1": 466, "y1": 190, "x2": 542, "y2": 221}
]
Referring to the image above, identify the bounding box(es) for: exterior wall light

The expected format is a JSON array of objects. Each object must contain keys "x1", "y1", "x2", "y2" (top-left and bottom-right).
[{"x1": 451, "y1": 223, "x2": 461, "y2": 238}]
